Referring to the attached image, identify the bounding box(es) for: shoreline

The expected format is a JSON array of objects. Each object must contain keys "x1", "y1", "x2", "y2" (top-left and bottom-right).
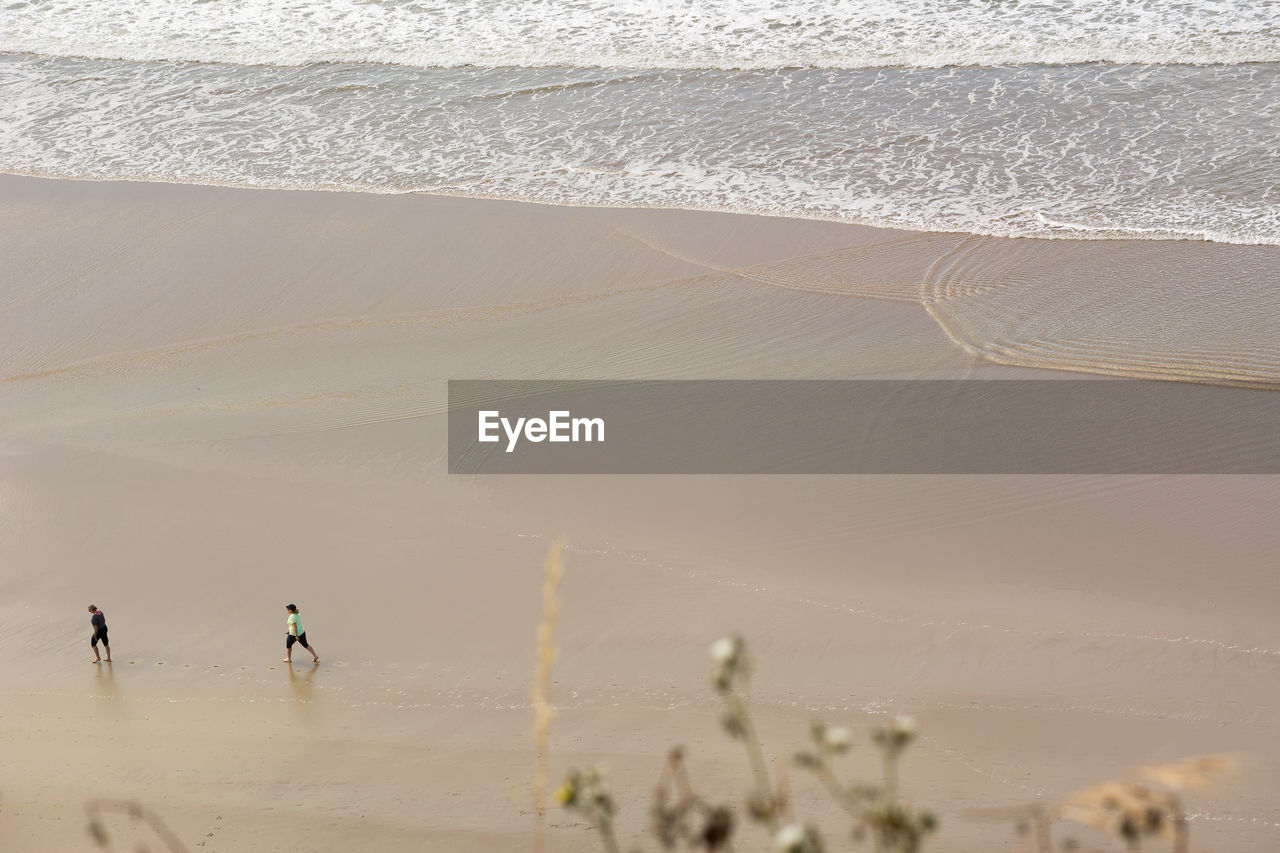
[{"x1": 2, "y1": 169, "x2": 1271, "y2": 250}]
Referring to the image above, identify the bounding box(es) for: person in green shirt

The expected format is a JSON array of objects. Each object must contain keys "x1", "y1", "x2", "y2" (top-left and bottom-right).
[{"x1": 283, "y1": 603, "x2": 319, "y2": 664}]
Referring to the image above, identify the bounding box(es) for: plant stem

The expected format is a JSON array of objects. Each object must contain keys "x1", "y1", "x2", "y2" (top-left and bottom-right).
[
  {"x1": 883, "y1": 750, "x2": 898, "y2": 808},
  {"x1": 1170, "y1": 794, "x2": 1189, "y2": 853},
  {"x1": 814, "y1": 757, "x2": 862, "y2": 820},
  {"x1": 729, "y1": 690, "x2": 780, "y2": 833},
  {"x1": 1032, "y1": 805, "x2": 1051, "y2": 853},
  {"x1": 597, "y1": 814, "x2": 622, "y2": 853},
  {"x1": 876, "y1": 750, "x2": 899, "y2": 853}
]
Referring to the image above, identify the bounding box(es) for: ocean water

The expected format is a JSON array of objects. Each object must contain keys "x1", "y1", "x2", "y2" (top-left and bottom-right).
[{"x1": 1, "y1": 0, "x2": 1278, "y2": 244}]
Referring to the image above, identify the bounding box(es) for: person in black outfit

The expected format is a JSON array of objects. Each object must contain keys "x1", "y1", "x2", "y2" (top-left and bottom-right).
[{"x1": 88, "y1": 604, "x2": 111, "y2": 663}]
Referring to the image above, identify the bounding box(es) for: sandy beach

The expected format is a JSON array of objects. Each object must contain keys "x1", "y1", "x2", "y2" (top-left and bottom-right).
[{"x1": 2, "y1": 174, "x2": 1278, "y2": 851}]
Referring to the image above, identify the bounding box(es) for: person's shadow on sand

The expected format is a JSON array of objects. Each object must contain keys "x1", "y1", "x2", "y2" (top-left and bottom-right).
[
  {"x1": 94, "y1": 660, "x2": 117, "y2": 701},
  {"x1": 286, "y1": 661, "x2": 320, "y2": 715}
]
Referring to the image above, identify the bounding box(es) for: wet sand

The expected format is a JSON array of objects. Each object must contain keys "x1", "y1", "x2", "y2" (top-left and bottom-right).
[{"x1": 1, "y1": 175, "x2": 1277, "y2": 852}]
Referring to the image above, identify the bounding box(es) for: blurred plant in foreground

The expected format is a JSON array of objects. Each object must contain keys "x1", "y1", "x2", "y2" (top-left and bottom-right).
[
  {"x1": 532, "y1": 538, "x2": 566, "y2": 853},
  {"x1": 556, "y1": 633, "x2": 1235, "y2": 853},
  {"x1": 969, "y1": 754, "x2": 1236, "y2": 852},
  {"x1": 1055, "y1": 754, "x2": 1236, "y2": 853},
  {"x1": 559, "y1": 634, "x2": 936, "y2": 853},
  {"x1": 557, "y1": 766, "x2": 622, "y2": 853}
]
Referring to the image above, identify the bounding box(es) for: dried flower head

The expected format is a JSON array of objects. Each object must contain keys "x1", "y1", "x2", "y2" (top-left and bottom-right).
[
  {"x1": 774, "y1": 822, "x2": 824, "y2": 853},
  {"x1": 871, "y1": 715, "x2": 917, "y2": 756},
  {"x1": 709, "y1": 634, "x2": 749, "y2": 693},
  {"x1": 860, "y1": 803, "x2": 937, "y2": 853},
  {"x1": 558, "y1": 766, "x2": 616, "y2": 819},
  {"x1": 822, "y1": 726, "x2": 853, "y2": 754},
  {"x1": 710, "y1": 636, "x2": 738, "y2": 665},
  {"x1": 1057, "y1": 781, "x2": 1176, "y2": 843},
  {"x1": 554, "y1": 778, "x2": 578, "y2": 807},
  {"x1": 699, "y1": 805, "x2": 735, "y2": 850}
]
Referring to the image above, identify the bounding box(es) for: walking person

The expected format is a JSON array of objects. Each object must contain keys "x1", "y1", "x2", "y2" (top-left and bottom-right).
[
  {"x1": 283, "y1": 604, "x2": 319, "y2": 664},
  {"x1": 88, "y1": 605, "x2": 111, "y2": 663}
]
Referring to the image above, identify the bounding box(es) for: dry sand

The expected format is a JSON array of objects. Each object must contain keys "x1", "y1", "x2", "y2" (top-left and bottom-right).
[{"x1": 1, "y1": 175, "x2": 1278, "y2": 852}]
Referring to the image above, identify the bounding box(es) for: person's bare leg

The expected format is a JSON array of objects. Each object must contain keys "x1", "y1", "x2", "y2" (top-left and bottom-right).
[
  {"x1": 92, "y1": 643, "x2": 101, "y2": 663},
  {"x1": 303, "y1": 641, "x2": 319, "y2": 663},
  {"x1": 103, "y1": 642, "x2": 112, "y2": 663}
]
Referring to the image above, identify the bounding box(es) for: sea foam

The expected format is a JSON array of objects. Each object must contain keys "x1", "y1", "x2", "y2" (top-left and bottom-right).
[
  {"x1": 2, "y1": 57, "x2": 1276, "y2": 245},
  {"x1": 2, "y1": 0, "x2": 1277, "y2": 70}
]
